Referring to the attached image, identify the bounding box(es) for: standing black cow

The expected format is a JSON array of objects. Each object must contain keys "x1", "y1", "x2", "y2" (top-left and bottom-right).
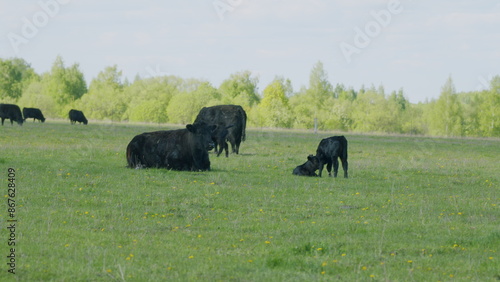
[
  {"x1": 194, "y1": 105, "x2": 247, "y2": 155},
  {"x1": 213, "y1": 124, "x2": 233, "y2": 157},
  {"x1": 316, "y1": 136, "x2": 348, "y2": 178},
  {"x1": 69, "y1": 109, "x2": 88, "y2": 125},
  {"x1": 23, "y1": 107, "x2": 45, "y2": 123},
  {"x1": 293, "y1": 154, "x2": 320, "y2": 176},
  {"x1": 126, "y1": 123, "x2": 216, "y2": 171},
  {"x1": 0, "y1": 104, "x2": 23, "y2": 126}
]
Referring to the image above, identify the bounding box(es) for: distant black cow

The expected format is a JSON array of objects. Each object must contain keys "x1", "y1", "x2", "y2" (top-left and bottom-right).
[
  {"x1": 69, "y1": 109, "x2": 88, "y2": 125},
  {"x1": 0, "y1": 104, "x2": 23, "y2": 126},
  {"x1": 126, "y1": 123, "x2": 216, "y2": 171},
  {"x1": 194, "y1": 105, "x2": 247, "y2": 155},
  {"x1": 316, "y1": 136, "x2": 348, "y2": 178},
  {"x1": 23, "y1": 107, "x2": 45, "y2": 123},
  {"x1": 293, "y1": 155, "x2": 320, "y2": 176}
]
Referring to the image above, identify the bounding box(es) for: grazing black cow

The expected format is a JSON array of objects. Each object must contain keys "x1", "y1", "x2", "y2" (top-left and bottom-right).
[
  {"x1": 316, "y1": 136, "x2": 348, "y2": 178},
  {"x1": 293, "y1": 154, "x2": 320, "y2": 176},
  {"x1": 194, "y1": 105, "x2": 247, "y2": 155},
  {"x1": 69, "y1": 109, "x2": 88, "y2": 125},
  {"x1": 126, "y1": 123, "x2": 216, "y2": 171},
  {"x1": 0, "y1": 104, "x2": 23, "y2": 126},
  {"x1": 23, "y1": 107, "x2": 45, "y2": 123}
]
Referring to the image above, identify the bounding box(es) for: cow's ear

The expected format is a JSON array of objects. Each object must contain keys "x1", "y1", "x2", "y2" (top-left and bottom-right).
[
  {"x1": 186, "y1": 124, "x2": 195, "y2": 132},
  {"x1": 307, "y1": 155, "x2": 313, "y2": 161}
]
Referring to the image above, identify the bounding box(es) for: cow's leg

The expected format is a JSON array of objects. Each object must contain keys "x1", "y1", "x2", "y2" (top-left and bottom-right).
[
  {"x1": 216, "y1": 142, "x2": 224, "y2": 157},
  {"x1": 333, "y1": 157, "x2": 340, "y2": 178},
  {"x1": 223, "y1": 141, "x2": 229, "y2": 157},
  {"x1": 213, "y1": 139, "x2": 219, "y2": 156},
  {"x1": 229, "y1": 136, "x2": 237, "y2": 154},
  {"x1": 318, "y1": 162, "x2": 325, "y2": 177},
  {"x1": 234, "y1": 135, "x2": 242, "y2": 154},
  {"x1": 1, "y1": 118, "x2": 4, "y2": 125},
  {"x1": 341, "y1": 157, "x2": 348, "y2": 178},
  {"x1": 326, "y1": 161, "x2": 333, "y2": 177},
  {"x1": 231, "y1": 141, "x2": 237, "y2": 154}
]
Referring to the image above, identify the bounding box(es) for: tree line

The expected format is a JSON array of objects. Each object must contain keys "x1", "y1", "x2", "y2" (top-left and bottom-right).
[{"x1": 1, "y1": 56, "x2": 499, "y2": 137}]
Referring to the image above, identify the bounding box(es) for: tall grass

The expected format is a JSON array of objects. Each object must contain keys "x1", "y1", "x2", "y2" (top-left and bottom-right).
[{"x1": 1, "y1": 121, "x2": 498, "y2": 281}]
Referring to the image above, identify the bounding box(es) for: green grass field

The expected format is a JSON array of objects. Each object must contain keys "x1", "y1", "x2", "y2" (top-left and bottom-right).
[{"x1": 1, "y1": 120, "x2": 499, "y2": 281}]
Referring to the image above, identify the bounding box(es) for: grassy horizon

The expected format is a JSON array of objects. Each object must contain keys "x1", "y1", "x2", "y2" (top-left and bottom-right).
[{"x1": 0, "y1": 121, "x2": 498, "y2": 281}]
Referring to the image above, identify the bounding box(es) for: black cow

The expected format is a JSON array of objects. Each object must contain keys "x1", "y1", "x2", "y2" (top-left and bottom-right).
[
  {"x1": 69, "y1": 109, "x2": 88, "y2": 125},
  {"x1": 194, "y1": 105, "x2": 247, "y2": 155},
  {"x1": 293, "y1": 155, "x2": 320, "y2": 176},
  {"x1": 126, "y1": 123, "x2": 216, "y2": 171},
  {"x1": 213, "y1": 125, "x2": 233, "y2": 157},
  {"x1": 316, "y1": 136, "x2": 348, "y2": 178},
  {"x1": 23, "y1": 107, "x2": 45, "y2": 123},
  {"x1": 0, "y1": 104, "x2": 23, "y2": 126}
]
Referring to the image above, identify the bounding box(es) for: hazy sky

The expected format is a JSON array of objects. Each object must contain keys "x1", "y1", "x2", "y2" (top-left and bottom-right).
[{"x1": 1, "y1": 0, "x2": 499, "y2": 102}]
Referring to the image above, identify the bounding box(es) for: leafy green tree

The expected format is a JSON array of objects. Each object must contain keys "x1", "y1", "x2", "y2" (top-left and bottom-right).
[
  {"x1": 76, "y1": 65, "x2": 125, "y2": 121},
  {"x1": 401, "y1": 104, "x2": 425, "y2": 135},
  {"x1": 389, "y1": 88, "x2": 408, "y2": 111},
  {"x1": 322, "y1": 98, "x2": 354, "y2": 131},
  {"x1": 292, "y1": 61, "x2": 335, "y2": 130},
  {"x1": 335, "y1": 84, "x2": 357, "y2": 101},
  {"x1": 307, "y1": 61, "x2": 333, "y2": 112},
  {"x1": 429, "y1": 77, "x2": 463, "y2": 136},
  {"x1": 351, "y1": 87, "x2": 388, "y2": 132},
  {"x1": 257, "y1": 78, "x2": 293, "y2": 128},
  {"x1": 0, "y1": 58, "x2": 37, "y2": 101},
  {"x1": 167, "y1": 82, "x2": 221, "y2": 124},
  {"x1": 289, "y1": 87, "x2": 315, "y2": 129},
  {"x1": 218, "y1": 71, "x2": 260, "y2": 108},
  {"x1": 348, "y1": 85, "x2": 409, "y2": 133},
  {"x1": 123, "y1": 76, "x2": 184, "y2": 123},
  {"x1": 457, "y1": 91, "x2": 482, "y2": 137},
  {"x1": 18, "y1": 79, "x2": 57, "y2": 116},
  {"x1": 46, "y1": 56, "x2": 87, "y2": 108},
  {"x1": 478, "y1": 76, "x2": 500, "y2": 136}
]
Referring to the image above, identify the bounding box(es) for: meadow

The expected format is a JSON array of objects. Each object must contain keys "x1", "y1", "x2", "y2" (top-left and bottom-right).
[{"x1": 0, "y1": 120, "x2": 498, "y2": 281}]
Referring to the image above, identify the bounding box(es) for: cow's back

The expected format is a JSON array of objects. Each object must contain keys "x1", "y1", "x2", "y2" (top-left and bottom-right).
[
  {"x1": 195, "y1": 105, "x2": 245, "y2": 127},
  {"x1": 316, "y1": 137, "x2": 341, "y2": 160}
]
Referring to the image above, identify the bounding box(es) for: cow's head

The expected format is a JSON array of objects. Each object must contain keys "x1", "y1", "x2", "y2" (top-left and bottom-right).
[
  {"x1": 307, "y1": 155, "x2": 320, "y2": 170},
  {"x1": 187, "y1": 123, "x2": 216, "y2": 150}
]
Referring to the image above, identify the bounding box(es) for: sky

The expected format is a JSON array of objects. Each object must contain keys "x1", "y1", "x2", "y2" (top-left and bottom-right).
[{"x1": 1, "y1": 0, "x2": 499, "y2": 103}]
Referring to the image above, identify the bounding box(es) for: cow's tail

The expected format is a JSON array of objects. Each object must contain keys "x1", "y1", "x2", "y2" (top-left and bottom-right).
[
  {"x1": 241, "y1": 108, "x2": 247, "y2": 142},
  {"x1": 340, "y1": 136, "x2": 348, "y2": 161},
  {"x1": 126, "y1": 135, "x2": 143, "y2": 168}
]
